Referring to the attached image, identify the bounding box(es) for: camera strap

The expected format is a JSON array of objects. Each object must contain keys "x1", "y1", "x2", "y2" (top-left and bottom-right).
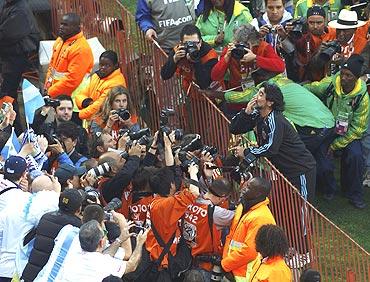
[
  {"x1": 207, "y1": 204, "x2": 216, "y2": 252},
  {"x1": 151, "y1": 221, "x2": 177, "y2": 267}
]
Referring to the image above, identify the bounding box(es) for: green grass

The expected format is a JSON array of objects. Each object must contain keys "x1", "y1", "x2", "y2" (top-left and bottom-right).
[
  {"x1": 123, "y1": 0, "x2": 137, "y2": 15},
  {"x1": 315, "y1": 188, "x2": 370, "y2": 252}
]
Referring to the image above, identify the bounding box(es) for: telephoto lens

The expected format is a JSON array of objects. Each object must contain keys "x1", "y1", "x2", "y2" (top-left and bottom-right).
[
  {"x1": 88, "y1": 162, "x2": 111, "y2": 178},
  {"x1": 210, "y1": 265, "x2": 223, "y2": 281}
]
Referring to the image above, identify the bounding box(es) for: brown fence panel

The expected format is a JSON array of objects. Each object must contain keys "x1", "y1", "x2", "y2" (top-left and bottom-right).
[{"x1": 50, "y1": 0, "x2": 370, "y2": 280}]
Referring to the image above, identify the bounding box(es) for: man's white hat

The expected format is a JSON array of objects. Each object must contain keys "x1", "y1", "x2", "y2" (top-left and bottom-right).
[{"x1": 328, "y1": 9, "x2": 366, "y2": 29}]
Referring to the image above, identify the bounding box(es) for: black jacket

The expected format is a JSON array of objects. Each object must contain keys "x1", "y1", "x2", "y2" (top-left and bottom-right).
[
  {"x1": 0, "y1": 0, "x2": 40, "y2": 56},
  {"x1": 32, "y1": 115, "x2": 89, "y2": 157},
  {"x1": 230, "y1": 109, "x2": 316, "y2": 178},
  {"x1": 160, "y1": 42, "x2": 218, "y2": 89},
  {"x1": 21, "y1": 210, "x2": 81, "y2": 282}
]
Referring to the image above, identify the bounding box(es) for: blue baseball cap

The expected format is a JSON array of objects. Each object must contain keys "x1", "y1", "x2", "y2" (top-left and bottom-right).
[
  {"x1": 55, "y1": 164, "x2": 86, "y2": 185},
  {"x1": 4, "y1": 156, "x2": 27, "y2": 176}
]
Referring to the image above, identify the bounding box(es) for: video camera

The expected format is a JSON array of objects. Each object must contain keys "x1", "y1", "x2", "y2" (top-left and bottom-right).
[{"x1": 319, "y1": 40, "x2": 341, "y2": 62}]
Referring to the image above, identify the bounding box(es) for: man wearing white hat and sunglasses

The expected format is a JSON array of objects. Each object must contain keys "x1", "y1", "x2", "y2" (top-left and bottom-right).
[{"x1": 328, "y1": 9, "x2": 367, "y2": 60}]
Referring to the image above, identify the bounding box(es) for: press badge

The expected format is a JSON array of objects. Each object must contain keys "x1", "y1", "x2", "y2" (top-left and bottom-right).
[{"x1": 335, "y1": 112, "x2": 349, "y2": 135}]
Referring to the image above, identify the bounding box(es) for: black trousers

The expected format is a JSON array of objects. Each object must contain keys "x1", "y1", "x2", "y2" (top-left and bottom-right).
[{"x1": 1, "y1": 54, "x2": 29, "y2": 100}]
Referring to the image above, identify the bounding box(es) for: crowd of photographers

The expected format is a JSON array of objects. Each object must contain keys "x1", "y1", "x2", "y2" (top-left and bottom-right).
[{"x1": 1, "y1": 0, "x2": 370, "y2": 281}]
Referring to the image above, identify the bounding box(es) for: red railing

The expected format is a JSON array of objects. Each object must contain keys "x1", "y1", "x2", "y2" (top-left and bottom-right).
[{"x1": 50, "y1": 0, "x2": 370, "y2": 280}]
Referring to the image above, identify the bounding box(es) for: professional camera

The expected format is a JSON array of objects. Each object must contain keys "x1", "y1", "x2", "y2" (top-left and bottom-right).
[
  {"x1": 319, "y1": 40, "x2": 341, "y2": 62},
  {"x1": 178, "y1": 150, "x2": 200, "y2": 172},
  {"x1": 158, "y1": 108, "x2": 184, "y2": 147},
  {"x1": 44, "y1": 97, "x2": 61, "y2": 108},
  {"x1": 202, "y1": 145, "x2": 218, "y2": 159},
  {"x1": 183, "y1": 41, "x2": 200, "y2": 61},
  {"x1": 84, "y1": 186, "x2": 101, "y2": 202},
  {"x1": 114, "y1": 108, "x2": 131, "y2": 120},
  {"x1": 87, "y1": 162, "x2": 111, "y2": 178},
  {"x1": 181, "y1": 134, "x2": 203, "y2": 152},
  {"x1": 103, "y1": 197, "x2": 122, "y2": 220},
  {"x1": 231, "y1": 43, "x2": 248, "y2": 60},
  {"x1": 288, "y1": 17, "x2": 307, "y2": 38},
  {"x1": 119, "y1": 128, "x2": 152, "y2": 146},
  {"x1": 230, "y1": 151, "x2": 256, "y2": 183}
]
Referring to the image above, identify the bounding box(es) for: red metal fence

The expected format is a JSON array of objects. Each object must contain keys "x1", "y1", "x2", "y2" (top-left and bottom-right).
[{"x1": 50, "y1": 0, "x2": 369, "y2": 280}]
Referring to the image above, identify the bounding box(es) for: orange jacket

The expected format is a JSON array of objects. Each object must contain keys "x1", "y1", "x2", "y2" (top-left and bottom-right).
[
  {"x1": 222, "y1": 198, "x2": 276, "y2": 281},
  {"x1": 145, "y1": 190, "x2": 197, "y2": 268},
  {"x1": 249, "y1": 254, "x2": 292, "y2": 282},
  {"x1": 183, "y1": 202, "x2": 222, "y2": 271},
  {"x1": 45, "y1": 32, "x2": 93, "y2": 98},
  {"x1": 75, "y1": 68, "x2": 127, "y2": 120}
]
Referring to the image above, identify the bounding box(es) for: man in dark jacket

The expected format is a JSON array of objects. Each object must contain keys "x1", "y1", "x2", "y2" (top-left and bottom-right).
[
  {"x1": 32, "y1": 95, "x2": 89, "y2": 156},
  {"x1": 160, "y1": 24, "x2": 218, "y2": 93},
  {"x1": 21, "y1": 189, "x2": 83, "y2": 282},
  {"x1": 231, "y1": 82, "x2": 317, "y2": 203},
  {"x1": 0, "y1": 0, "x2": 40, "y2": 129}
]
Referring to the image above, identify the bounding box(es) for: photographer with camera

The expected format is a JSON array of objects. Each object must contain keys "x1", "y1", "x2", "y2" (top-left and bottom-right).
[
  {"x1": 294, "y1": 0, "x2": 342, "y2": 22},
  {"x1": 304, "y1": 54, "x2": 369, "y2": 209},
  {"x1": 279, "y1": 5, "x2": 337, "y2": 82},
  {"x1": 322, "y1": 9, "x2": 368, "y2": 74},
  {"x1": 47, "y1": 121, "x2": 88, "y2": 169},
  {"x1": 75, "y1": 50, "x2": 127, "y2": 121},
  {"x1": 230, "y1": 83, "x2": 317, "y2": 203},
  {"x1": 32, "y1": 95, "x2": 89, "y2": 156},
  {"x1": 211, "y1": 24, "x2": 284, "y2": 114},
  {"x1": 97, "y1": 142, "x2": 143, "y2": 205},
  {"x1": 161, "y1": 24, "x2": 218, "y2": 93},
  {"x1": 221, "y1": 176, "x2": 276, "y2": 282},
  {"x1": 250, "y1": 0, "x2": 292, "y2": 51},
  {"x1": 90, "y1": 86, "x2": 140, "y2": 139},
  {"x1": 127, "y1": 132, "x2": 200, "y2": 281},
  {"x1": 183, "y1": 178, "x2": 235, "y2": 281}
]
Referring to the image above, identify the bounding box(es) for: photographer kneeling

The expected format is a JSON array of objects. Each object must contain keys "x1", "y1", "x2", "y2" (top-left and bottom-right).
[
  {"x1": 161, "y1": 24, "x2": 218, "y2": 93},
  {"x1": 90, "y1": 86, "x2": 140, "y2": 139}
]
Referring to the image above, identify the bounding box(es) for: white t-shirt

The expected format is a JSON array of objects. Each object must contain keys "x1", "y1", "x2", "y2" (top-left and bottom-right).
[
  {"x1": 0, "y1": 190, "x2": 59, "y2": 278},
  {"x1": 58, "y1": 251, "x2": 126, "y2": 282},
  {"x1": 35, "y1": 225, "x2": 126, "y2": 282}
]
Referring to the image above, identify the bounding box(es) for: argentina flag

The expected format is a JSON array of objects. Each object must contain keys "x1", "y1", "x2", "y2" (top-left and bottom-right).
[
  {"x1": 22, "y1": 79, "x2": 45, "y2": 124},
  {"x1": 1, "y1": 127, "x2": 21, "y2": 160}
]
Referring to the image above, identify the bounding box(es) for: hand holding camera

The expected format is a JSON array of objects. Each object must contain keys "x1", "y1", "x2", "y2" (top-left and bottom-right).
[
  {"x1": 128, "y1": 142, "x2": 144, "y2": 158},
  {"x1": 234, "y1": 145, "x2": 247, "y2": 159},
  {"x1": 188, "y1": 162, "x2": 199, "y2": 176},
  {"x1": 173, "y1": 44, "x2": 187, "y2": 63},
  {"x1": 259, "y1": 25, "x2": 273, "y2": 37},
  {"x1": 240, "y1": 48, "x2": 257, "y2": 64},
  {"x1": 224, "y1": 43, "x2": 236, "y2": 63},
  {"x1": 48, "y1": 138, "x2": 64, "y2": 155}
]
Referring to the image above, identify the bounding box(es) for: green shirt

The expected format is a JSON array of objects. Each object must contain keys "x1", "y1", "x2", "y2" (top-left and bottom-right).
[
  {"x1": 196, "y1": 2, "x2": 252, "y2": 52},
  {"x1": 294, "y1": 0, "x2": 342, "y2": 22},
  {"x1": 225, "y1": 74, "x2": 335, "y2": 129},
  {"x1": 304, "y1": 73, "x2": 370, "y2": 150}
]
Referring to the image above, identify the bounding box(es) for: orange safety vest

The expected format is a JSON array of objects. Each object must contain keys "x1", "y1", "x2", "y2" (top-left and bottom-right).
[
  {"x1": 222, "y1": 198, "x2": 276, "y2": 282},
  {"x1": 75, "y1": 68, "x2": 127, "y2": 120},
  {"x1": 45, "y1": 32, "x2": 93, "y2": 98},
  {"x1": 183, "y1": 202, "x2": 222, "y2": 271}
]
